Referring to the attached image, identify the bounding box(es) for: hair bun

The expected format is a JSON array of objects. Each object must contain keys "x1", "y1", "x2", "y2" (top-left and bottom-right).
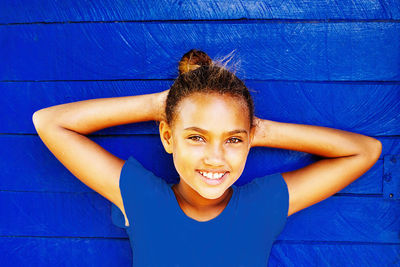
[{"x1": 178, "y1": 49, "x2": 212, "y2": 75}]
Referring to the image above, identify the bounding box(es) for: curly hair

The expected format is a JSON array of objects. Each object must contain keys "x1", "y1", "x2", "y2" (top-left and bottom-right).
[{"x1": 166, "y1": 49, "x2": 255, "y2": 129}]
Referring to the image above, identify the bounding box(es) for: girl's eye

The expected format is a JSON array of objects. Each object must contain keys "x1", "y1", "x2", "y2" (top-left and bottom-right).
[
  {"x1": 227, "y1": 137, "x2": 243, "y2": 144},
  {"x1": 188, "y1": 136, "x2": 205, "y2": 142}
]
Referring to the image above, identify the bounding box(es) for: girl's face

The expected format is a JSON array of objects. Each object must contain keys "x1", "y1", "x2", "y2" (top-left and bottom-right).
[{"x1": 160, "y1": 92, "x2": 254, "y2": 200}]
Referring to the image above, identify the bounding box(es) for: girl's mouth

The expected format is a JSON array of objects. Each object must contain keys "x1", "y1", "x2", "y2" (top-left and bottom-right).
[{"x1": 197, "y1": 170, "x2": 228, "y2": 185}]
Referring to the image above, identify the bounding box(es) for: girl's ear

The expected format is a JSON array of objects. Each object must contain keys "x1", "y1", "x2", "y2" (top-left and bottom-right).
[
  {"x1": 249, "y1": 125, "x2": 256, "y2": 149},
  {"x1": 159, "y1": 120, "x2": 173, "y2": 154}
]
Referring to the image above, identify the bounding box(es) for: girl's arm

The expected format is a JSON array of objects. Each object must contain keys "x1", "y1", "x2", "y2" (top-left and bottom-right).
[
  {"x1": 32, "y1": 90, "x2": 169, "y2": 226},
  {"x1": 251, "y1": 117, "x2": 382, "y2": 217}
]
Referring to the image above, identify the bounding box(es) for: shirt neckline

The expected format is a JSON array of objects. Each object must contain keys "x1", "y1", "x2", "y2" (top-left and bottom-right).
[{"x1": 167, "y1": 183, "x2": 237, "y2": 224}]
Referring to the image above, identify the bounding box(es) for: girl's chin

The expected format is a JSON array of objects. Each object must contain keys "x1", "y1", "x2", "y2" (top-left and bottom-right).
[{"x1": 196, "y1": 185, "x2": 230, "y2": 200}]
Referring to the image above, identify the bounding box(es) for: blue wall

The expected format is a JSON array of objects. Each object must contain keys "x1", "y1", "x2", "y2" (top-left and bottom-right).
[{"x1": 1, "y1": 1, "x2": 399, "y2": 266}]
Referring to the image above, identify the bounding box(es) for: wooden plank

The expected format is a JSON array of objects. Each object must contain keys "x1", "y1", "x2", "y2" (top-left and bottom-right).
[
  {"x1": 1, "y1": 0, "x2": 399, "y2": 23},
  {"x1": 0, "y1": 135, "x2": 393, "y2": 193},
  {"x1": 1, "y1": 81, "x2": 164, "y2": 135},
  {"x1": 0, "y1": 135, "x2": 178, "y2": 192},
  {"x1": 1, "y1": 23, "x2": 399, "y2": 81},
  {"x1": 2, "y1": 81, "x2": 399, "y2": 136},
  {"x1": 0, "y1": 237, "x2": 399, "y2": 267},
  {"x1": 383, "y1": 155, "x2": 400, "y2": 200},
  {"x1": 0, "y1": 191, "x2": 126, "y2": 238},
  {"x1": 0, "y1": 237, "x2": 131, "y2": 267},
  {"x1": 269, "y1": 242, "x2": 400, "y2": 266},
  {"x1": 278, "y1": 195, "x2": 400, "y2": 243},
  {"x1": 1, "y1": 191, "x2": 399, "y2": 243}
]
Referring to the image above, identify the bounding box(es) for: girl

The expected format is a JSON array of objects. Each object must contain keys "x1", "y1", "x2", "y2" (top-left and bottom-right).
[{"x1": 32, "y1": 49, "x2": 382, "y2": 266}]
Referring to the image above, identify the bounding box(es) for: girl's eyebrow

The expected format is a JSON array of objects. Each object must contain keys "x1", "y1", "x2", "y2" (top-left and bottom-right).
[{"x1": 184, "y1": 126, "x2": 248, "y2": 135}]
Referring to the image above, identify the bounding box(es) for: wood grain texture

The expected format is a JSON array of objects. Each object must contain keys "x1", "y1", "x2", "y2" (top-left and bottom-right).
[
  {"x1": 1, "y1": 0, "x2": 399, "y2": 23},
  {"x1": 0, "y1": 237, "x2": 131, "y2": 267},
  {"x1": 0, "y1": 237, "x2": 398, "y2": 267},
  {"x1": 269, "y1": 242, "x2": 400, "y2": 266},
  {"x1": 1, "y1": 191, "x2": 399, "y2": 243},
  {"x1": 383, "y1": 155, "x2": 400, "y2": 200},
  {"x1": 2, "y1": 81, "x2": 399, "y2": 135},
  {"x1": 0, "y1": 135, "x2": 392, "y2": 192},
  {"x1": 1, "y1": 22, "x2": 399, "y2": 81},
  {"x1": 0, "y1": 191, "x2": 126, "y2": 238}
]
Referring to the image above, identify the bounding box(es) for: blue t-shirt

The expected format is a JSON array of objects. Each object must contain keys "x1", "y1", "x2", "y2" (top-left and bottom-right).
[{"x1": 112, "y1": 156, "x2": 289, "y2": 267}]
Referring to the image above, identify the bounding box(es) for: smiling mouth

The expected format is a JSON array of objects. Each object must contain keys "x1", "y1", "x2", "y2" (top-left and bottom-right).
[{"x1": 197, "y1": 170, "x2": 228, "y2": 180}]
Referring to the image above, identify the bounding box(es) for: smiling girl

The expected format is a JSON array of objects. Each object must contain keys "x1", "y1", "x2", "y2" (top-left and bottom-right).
[{"x1": 32, "y1": 49, "x2": 382, "y2": 266}]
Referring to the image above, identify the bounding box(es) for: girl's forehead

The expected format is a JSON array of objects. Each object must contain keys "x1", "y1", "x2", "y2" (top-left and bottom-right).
[
  {"x1": 174, "y1": 93, "x2": 250, "y2": 130},
  {"x1": 179, "y1": 92, "x2": 247, "y2": 110}
]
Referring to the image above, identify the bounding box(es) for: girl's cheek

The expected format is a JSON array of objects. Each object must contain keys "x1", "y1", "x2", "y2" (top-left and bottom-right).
[
  {"x1": 179, "y1": 143, "x2": 205, "y2": 158},
  {"x1": 227, "y1": 147, "x2": 249, "y2": 163}
]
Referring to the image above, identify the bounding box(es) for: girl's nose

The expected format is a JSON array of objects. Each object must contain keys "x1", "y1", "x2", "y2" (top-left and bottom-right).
[{"x1": 204, "y1": 143, "x2": 225, "y2": 166}]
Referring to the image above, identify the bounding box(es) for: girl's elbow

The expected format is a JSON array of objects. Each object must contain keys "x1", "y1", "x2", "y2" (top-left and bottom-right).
[
  {"x1": 373, "y1": 139, "x2": 382, "y2": 160},
  {"x1": 32, "y1": 110, "x2": 40, "y2": 126},
  {"x1": 32, "y1": 110, "x2": 42, "y2": 128},
  {"x1": 32, "y1": 108, "x2": 52, "y2": 131},
  {"x1": 362, "y1": 138, "x2": 382, "y2": 163}
]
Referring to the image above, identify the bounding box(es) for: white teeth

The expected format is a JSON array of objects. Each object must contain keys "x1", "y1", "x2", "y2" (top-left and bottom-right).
[{"x1": 199, "y1": 171, "x2": 225, "y2": 179}]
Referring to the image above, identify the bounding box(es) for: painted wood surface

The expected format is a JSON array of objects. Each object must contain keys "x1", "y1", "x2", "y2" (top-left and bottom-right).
[
  {"x1": 1, "y1": 23, "x2": 399, "y2": 81},
  {"x1": 384, "y1": 155, "x2": 400, "y2": 200},
  {"x1": 0, "y1": 135, "x2": 394, "y2": 191},
  {"x1": 1, "y1": 0, "x2": 400, "y2": 23},
  {"x1": 0, "y1": 237, "x2": 131, "y2": 267},
  {"x1": 1, "y1": 238, "x2": 399, "y2": 267},
  {"x1": 1, "y1": 81, "x2": 399, "y2": 135},
  {"x1": 2, "y1": 0, "x2": 399, "y2": 266},
  {"x1": 269, "y1": 243, "x2": 400, "y2": 267},
  {"x1": 2, "y1": 190, "x2": 399, "y2": 243}
]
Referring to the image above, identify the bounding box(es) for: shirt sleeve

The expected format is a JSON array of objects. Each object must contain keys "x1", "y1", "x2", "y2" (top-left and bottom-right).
[
  {"x1": 248, "y1": 173, "x2": 289, "y2": 238},
  {"x1": 269, "y1": 173, "x2": 289, "y2": 238},
  {"x1": 111, "y1": 156, "x2": 168, "y2": 229}
]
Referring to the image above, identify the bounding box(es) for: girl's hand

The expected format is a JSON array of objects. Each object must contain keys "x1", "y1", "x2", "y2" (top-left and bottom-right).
[
  {"x1": 251, "y1": 116, "x2": 267, "y2": 147},
  {"x1": 156, "y1": 89, "x2": 170, "y2": 122}
]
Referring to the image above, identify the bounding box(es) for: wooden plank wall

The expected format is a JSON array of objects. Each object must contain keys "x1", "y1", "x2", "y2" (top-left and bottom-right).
[{"x1": 1, "y1": 1, "x2": 399, "y2": 266}]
